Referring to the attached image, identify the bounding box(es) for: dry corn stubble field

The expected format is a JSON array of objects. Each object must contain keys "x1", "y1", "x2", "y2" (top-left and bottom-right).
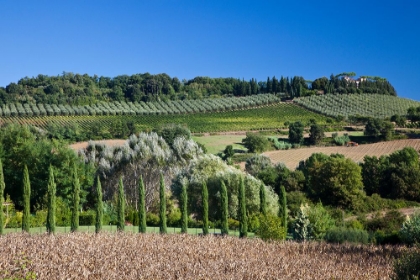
[
  {"x1": 0, "y1": 232, "x2": 406, "y2": 279},
  {"x1": 264, "y1": 139, "x2": 420, "y2": 170}
]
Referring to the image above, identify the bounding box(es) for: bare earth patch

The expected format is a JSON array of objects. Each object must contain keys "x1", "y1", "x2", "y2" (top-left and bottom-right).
[
  {"x1": 263, "y1": 139, "x2": 420, "y2": 170},
  {"x1": 70, "y1": 139, "x2": 127, "y2": 151}
]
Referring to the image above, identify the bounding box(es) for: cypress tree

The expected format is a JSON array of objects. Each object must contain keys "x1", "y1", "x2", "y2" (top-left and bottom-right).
[
  {"x1": 117, "y1": 177, "x2": 125, "y2": 231},
  {"x1": 202, "y1": 181, "x2": 209, "y2": 235},
  {"x1": 46, "y1": 165, "x2": 56, "y2": 234},
  {"x1": 279, "y1": 185, "x2": 287, "y2": 231},
  {"x1": 159, "y1": 173, "x2": 167, "y2": 234},
  {"x1": 22, "y1": 165, "x2": 31, "y2": 233},
  {"x1": 70, "y1": 163, "x2": 80, "y2": 232},
  {"x1": 180, "y1": 181, "x2": 188, "y2": 234},
  {"x1": 138, "y1": 175, "x2": 146, "y2": 233},
  {"x1": 220, "y1": 181, "x2": 229, "y2": 235},
  {"x1": 238, "y1": 177, "x2": 248, "y2": 238},
  {"x1": 0, "y1": 159, "x2": 5, "y2": 235},
  {"x1": 259, "y1": 183, "x2": 267, "y2": 216},
  {"x1": 95, "y1": 176, "x2": 103, "y2": 233}
]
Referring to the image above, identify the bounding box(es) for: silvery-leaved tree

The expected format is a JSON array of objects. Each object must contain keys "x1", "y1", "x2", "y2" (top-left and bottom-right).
[{"x1": 79, "y1": 132, "x2": 203, "y2": 211}]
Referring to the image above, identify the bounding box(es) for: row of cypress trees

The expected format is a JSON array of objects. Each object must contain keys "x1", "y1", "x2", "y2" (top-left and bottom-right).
[{"x1": 0, "y1": 159, "x2": 282, "y2": 238}]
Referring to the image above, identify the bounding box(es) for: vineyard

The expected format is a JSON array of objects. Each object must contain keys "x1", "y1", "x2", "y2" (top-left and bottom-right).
[
  {"x1": 0, "y1": 101, "x2": 328, "y2": 134},
  {"x1": 0, "y1": 94, "x2": 280, "y2": 117},
  {"x1": 295, "y1": 93, "x2": 420, "y2": 119}
]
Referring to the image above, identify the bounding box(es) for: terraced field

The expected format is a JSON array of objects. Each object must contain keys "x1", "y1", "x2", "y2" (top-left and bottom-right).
[
  {"x1": 0, "y1": 103, "x2": 328, "y2": 134},
  {"x1": 263, "y1": 139, "x2": 420, "y2": 170},
  {"x1": 295, "y1": 93, "x2": 420, "y2": 119}
]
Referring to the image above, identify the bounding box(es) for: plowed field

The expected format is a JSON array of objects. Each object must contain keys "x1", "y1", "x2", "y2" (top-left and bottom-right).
[{"x1": 263, "y1": 139, "x2": 420, "y2": 170}]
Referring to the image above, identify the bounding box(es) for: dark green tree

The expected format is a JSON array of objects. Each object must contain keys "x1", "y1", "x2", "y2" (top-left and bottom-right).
[
  {"x1": 278, "y1": 185, "x2": 287, "y2": 232},
  {"x1": 117, "y1": 177, "x2": 125, "y2": 231},
  {"x1": 259, "y1": 183, "x2": 267, "y2": 216},
  {"x1": 0, "y1": 159, "x2": 5, "y2": 235},
  {"x1": 180, "y1": 181, "x2": 188, "y2": 234},
  {"x1": 223, "y1": 145, "x2": 235, "y2": 160},
  {"x1": 46, "y1": 165, "x2": 56, "y2": 234},
  {"x1": 220, "y1": 181, "x2": 229, "y2": 235},
  {"x1": 288, "y1": 121, "x2": 304, "y2": 144},
  {"x1": 238, "y1": 177, "x2": 248, "y2": 238},
  {"x1": 202, "y1": 181, "x2": 209, "y2": 235},
  {"x1": 22, "y1": 165, "x2": 31, "y2": 233},
  {"x1": 95, "y1": 176, "x2": 103, "y2": 233},
  {"x1": 71, "y1": 163, "x2": 80, "y2": 232},
  {"x1": 308, "y1": 124, "x2": 325, "y2": 145},
  {"x1": 138, "y1": 175, "x2": 147, "y2": 233},
  {"x1": 242, "y1": 132, "x2": 270, "y2": 153},
  {"x1": 159, "y1": 173, "x2": 167, "y2": 234}
]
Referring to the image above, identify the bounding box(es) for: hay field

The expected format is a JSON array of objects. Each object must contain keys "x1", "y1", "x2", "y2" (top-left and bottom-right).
[
  {"x1": 264, "y1": 139, "x2": 420, "y2": 170},
  {"x1": 0, "y1": 233, "x2": 404, "y2": 279}
]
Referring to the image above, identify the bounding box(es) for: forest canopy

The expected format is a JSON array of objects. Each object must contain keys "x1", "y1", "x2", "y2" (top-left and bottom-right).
[{"x1": 0, "y1": 72, "x2": 396, "y2": 106}]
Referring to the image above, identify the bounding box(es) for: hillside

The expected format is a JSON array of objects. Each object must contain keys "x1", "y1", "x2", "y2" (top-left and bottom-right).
[{"x1": 295, "y1": 93, "x2": 420, "y2": 119}]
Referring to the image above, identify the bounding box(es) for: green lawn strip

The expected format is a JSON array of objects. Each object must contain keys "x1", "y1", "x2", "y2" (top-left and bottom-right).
[{"x1": 3, "y1": 226, "x2": 254, "y2": 237}]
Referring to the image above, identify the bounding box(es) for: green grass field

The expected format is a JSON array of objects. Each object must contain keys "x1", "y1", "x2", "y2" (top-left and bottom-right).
[{"x1": 3, "y1": 225, "x2": 254, "y2": 237}]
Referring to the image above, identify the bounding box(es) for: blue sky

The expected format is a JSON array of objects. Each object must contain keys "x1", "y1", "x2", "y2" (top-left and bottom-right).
[{"x1": 1, "y1": 1, "x2": 419, "y2": 100}]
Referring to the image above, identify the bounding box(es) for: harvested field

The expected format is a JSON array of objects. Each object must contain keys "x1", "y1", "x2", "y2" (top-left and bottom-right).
[
  {"x1": 263, "y1": 139, "x2": 420, "y2": 170},
  {"x1": 0, "y1": 233, "x2": 406, "y2": 279},
  {"x1": 70, "y1": 139, "x2": 126, "y2": 151}
]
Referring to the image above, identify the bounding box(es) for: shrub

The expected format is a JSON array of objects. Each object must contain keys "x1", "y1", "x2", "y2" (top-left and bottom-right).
[
  {"x1": 79, "y1": 211, "x2": 95, "y2": 226},
  {"x1": 400, "y1": 213, "x2": 420, "y2": 245},
  {"x1": 256, "y1": 214, "x2": 286, "y2": 241},
  {"x1": 242, "y1": 132, "x2": 270, "y2": 153},
  {"x1": 393, "y1": 248, "x2": 420, "y2": 280},
  {"x1": 324, "y1": 227, "x2": 369, "y2": 244},
  {"x1": 228, "y1": 218, "x2": 239, "y2": 230},
  {"x1": 146, "y1": 213, "x2": 160, "y2": 227}
]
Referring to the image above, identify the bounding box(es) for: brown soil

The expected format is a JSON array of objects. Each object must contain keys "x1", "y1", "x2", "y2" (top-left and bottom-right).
[{"x1": 70, "y1": 139, "x2": 127, "y2": 151}]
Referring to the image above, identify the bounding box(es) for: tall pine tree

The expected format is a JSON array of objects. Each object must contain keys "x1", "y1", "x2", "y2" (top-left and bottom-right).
[
  {"x1": 279, "y1": 185, "x2": 287, "y2": 232},
  {"x1": 95, "y1": 176, "x2": 103, "y2": 233},
  {"x1": 117, "y1": 177, "x2": 125, "y2": 231},
  {"x1": 220, "y1": 181, "x2": 229, "y2": 235},
  {"x1": 202, "y1": 181, "x2": 209, "y2": 235},
  {"x1": 259, "y1": 183, "x2": 267, "y2": 216},
  {"x1": 138, "y1": 175, "x2": 146, "y2": 233},
  {"x1": 46, "y1": 165, "x2": 56, "y2": 234},
  {"x1": 71, "y1": 163, "x2": 80, "y2": 232},
  {"x1": 22, "y1": 165, "x2": 31, "y2": 233},
  {"x1": 159, "y1": 173, "x2": 167, "y2": 234},
  {"x1": 238, "y1": 177, "x2": 248, "y2": 238},
  {"x1": 0, "y1": 159, "x2": 5, "y2": 235},
  {"x1": 180, "y1": 181, "x2": 188, "y2": 234}
]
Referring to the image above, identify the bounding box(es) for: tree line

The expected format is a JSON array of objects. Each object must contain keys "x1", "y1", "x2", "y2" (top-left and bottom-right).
[{"x1": 0, "y1": 71, "x2": 396, "y2": 106}]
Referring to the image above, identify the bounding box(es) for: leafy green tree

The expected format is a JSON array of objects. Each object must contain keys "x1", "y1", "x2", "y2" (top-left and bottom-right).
[
  {"x1": 202, "y1": 181, "x2": 209, "y2": 235},
  {"x1": 288, "y1": 121, "x2": 304, "y2": 144},
  {"x1": 308, "y1": 124, "x2": 324, "y2": 145},
  {"x1": 70, "y1": 163, "x2": 80, "y2": 232},
  {"x1": 159, "y1": 173, "x2": 167, "y2": 234},
  {"x1": 242, "y1": 132, "x2": 270, "y2": 153},
  {"x1": 155, "y1": 124, "x2": 191, "y2": 148},
  {"x1": 245, "y1": 154, "x2": 272, "y2": 177},
  {"x1": 180, "y1": 181, "x2": 188, "y2": 234},
  {"x1": 0, "y1": 159, "x2": 4, "y2": 235},
  {"x1": 306, "y1": 203, "x2": 335, "y2": 240},
  {"x1": 256, "y1": 214, "x2": 286, "y2": 241},
  {"x1": 259, "y1": 183, "x2": 267, "y2": 216},
  {"x1": 360, "y1": 155, "x2": 386, "y2": 196},
  {"x1": 117, "y1": 177, "x2": 125, "y2": 231},
  {"x1": 22, "y1": 165, "x2": 31, "y2": 233},
  {"x1": 223, "y1": 145, "x2": 235, "y2": 160},
  {"x1": 95, "y1": 176, "x2": 103, "y2": 233},
  {"x1": 307, "y1": 155, "x2": 364, "y2": 210},
  {"x1": 220, "y1": 181, "x2": 229, "y2": 235},
  {"x1": 364, "y1": 118, "x2": 394, "y2": 140},
  {"x1": 399, "y1": 212, "x2": 420, "y2": 245},
  {"x1": 138, "y1": 175, "x2": 147, "y2": 233},
  {"x1": 278, "y1": 185, "x2": 287, "y2": 232},
  {"x1": 238, "y1": 177, "x2": 248, "y2": 238},
  {"x1": 46, "y1": 165, "x2": 56, "y2": 234}
]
